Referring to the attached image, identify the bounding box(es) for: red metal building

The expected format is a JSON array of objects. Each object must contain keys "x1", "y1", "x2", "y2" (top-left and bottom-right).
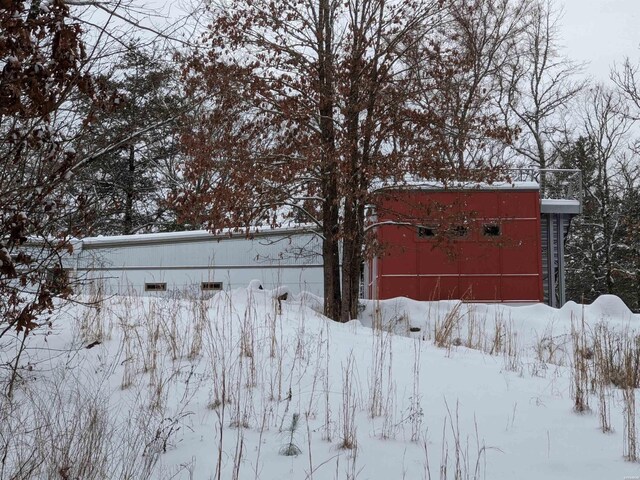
[{"x1": 367, "y1": 184, "x2": 545, "y2": 303}]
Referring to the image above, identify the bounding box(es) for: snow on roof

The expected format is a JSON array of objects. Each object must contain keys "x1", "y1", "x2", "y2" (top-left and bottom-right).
[
  {"x1": 80, "y1": 225, "x2": 319, "y2": 249},
  {"x1": 540, "y1": 199, "x2": 581, "y2": 205},
  {"x1": 82, "y1": 230, "x2": 214, "y2": 247},
  {"x1": 540, "y1": 198, "x2": 582, "y2": 214},
  {"x1": 372, "y1": 179, "x2": 540, "y2": 192}
]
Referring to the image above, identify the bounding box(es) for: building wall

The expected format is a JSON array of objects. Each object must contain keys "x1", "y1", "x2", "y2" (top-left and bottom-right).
[
  {"x1": 371, "y1": 189, "x2": 544, "y2": 302},
  {"x1": 74, "y1": 230, "x2": 324, "y2": 296}
]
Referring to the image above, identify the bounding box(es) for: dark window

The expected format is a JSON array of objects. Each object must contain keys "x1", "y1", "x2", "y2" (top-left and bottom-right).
[
  {"x1": 417, "y1": 226, "x2": 437, "y2": 238},
  {"x1": 201, "y1": 281, "x2": 223, "y2": 291},
  {"x1": 144, "y1": 282, "x2": 167, "y2": 292},
  {"x1": 451, "y1": 225, "x2": 468, "y2": 237},
  {"x1": 483, "y1": 224, "x2": 501, "y2": 237}
]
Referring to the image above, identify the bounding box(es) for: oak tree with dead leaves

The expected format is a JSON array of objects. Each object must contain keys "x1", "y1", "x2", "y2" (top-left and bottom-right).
[
  {"x1": 0, "y1": 0, "x2": 113, "y2": 342},
  {"x1": 173, "y1": 0, "x2": 520, "y2": 321}
]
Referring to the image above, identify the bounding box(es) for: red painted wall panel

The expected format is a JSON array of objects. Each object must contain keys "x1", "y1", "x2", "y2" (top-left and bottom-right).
[
  {"x1": 381, "y1": 247, "x2": 418, "y2": 275},
  {"x1": 458, "y1": 241, "x2": 500, "y2": 274},
  {"x1": 459, "y1": 276, "x2": 501, "y2": 301},
  {"x1": 373, "y1": 188, "x2": 543, "y2": 303},
  {"x1": 501, "y1": 276, "x2": 541, "y2": 301},
  {"x1": 500, "y1": 221, "x2": 540, "y2": 274},
  {"x1": 419, "y1": 276, "x2": 459, "y2": 300},
  {"x1": 417, "y1": 243, "x2": 458, "y2": 274},
  {"x1": 460, "y1": 191, "x2": 499, "y2": 217},
  {"x1": 380, "y1": 276, "x2": 418, "y2": 299},
  {"x1": 499, "y1": 192, "x2": 539, "y2": 217}
]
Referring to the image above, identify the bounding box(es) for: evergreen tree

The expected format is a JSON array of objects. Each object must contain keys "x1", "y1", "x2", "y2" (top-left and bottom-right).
[
  {"x1": 558, "y1": 136, "x2": 605, "y2": 303},
  {"x1": 559, "y1": 134, "x2": 640, "y2": 311},
  {"x1": 71, "y1": 46, "x2": 184, "y2": 235}
]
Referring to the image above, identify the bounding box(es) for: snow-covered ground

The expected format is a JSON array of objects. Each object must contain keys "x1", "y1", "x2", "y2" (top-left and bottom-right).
[{"x1": 2, "y1": 286, "x2": 640, "y2": 479}]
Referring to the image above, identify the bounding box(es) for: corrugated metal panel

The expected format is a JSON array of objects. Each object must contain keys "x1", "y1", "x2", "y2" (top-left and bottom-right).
[
  {"x1": 541, "y1": 215, "x2": 549, "y2": 303},
  {"x1": 77, "y1": 265, "x2": 324, "y2": 297},
  {"x1": 75, "y1": 231, "x2": 324, "y2": 296},
  {"x1": 77, "y1": 232, "x2": 322, "y2": 269},
  {"x1": 541, "y1": 214, "x2": 572, "y2": 306}
]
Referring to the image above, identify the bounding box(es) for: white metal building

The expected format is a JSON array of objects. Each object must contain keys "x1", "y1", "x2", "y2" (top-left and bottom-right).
[{"x1": 72, "y1": 228, "x2": 324, "y2": 296}]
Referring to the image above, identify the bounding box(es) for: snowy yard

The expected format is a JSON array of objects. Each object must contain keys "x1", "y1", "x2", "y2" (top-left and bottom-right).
[{"x1": 2, "y1": 286, "x2": 640, "y2": 479}]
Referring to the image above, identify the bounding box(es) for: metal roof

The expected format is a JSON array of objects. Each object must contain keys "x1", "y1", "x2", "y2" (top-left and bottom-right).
[{"x1": 81, "y1": 226, "x2": 319, "y2": 249}]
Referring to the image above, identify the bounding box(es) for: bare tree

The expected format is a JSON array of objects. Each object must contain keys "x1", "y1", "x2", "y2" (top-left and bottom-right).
[
  {"x1": 609, "y1": 58, "x2": 640, "y2": 310},
  {"x1": 582, "y1": 86, "x2": 633, "y2": 292},
  {"x1": 0, "y1": 0, "x2": 108, "y2": 342},
  {"x1": 0, "y1": 1, "x2": 193, "y2": 397},
  {"x1": 500, "y1": 0, "x2": 585, "y2": 168},
  {"x1": 428, "y1": 0, "x2": 533, "y2": 169},
  {"x1": 612, "y1": 58, "x2": 640, "y2": 121},
  {"x1": 562, "y1": 86, "x2": 634, "y2": 302}
]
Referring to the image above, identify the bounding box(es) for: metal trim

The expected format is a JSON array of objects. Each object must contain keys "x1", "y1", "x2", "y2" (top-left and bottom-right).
[{"x1": 77, "y1": 264, "x2": 324, "y2": 271}]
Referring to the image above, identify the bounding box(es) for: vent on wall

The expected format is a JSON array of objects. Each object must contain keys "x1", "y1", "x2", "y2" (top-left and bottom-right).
[
  {"x1": 144, "y1": 282, "x2": 167, "y2": 292},
  {"x1": 482, "y1": 223, "x2": 501, "y2": 237},
  {"x1": 417, "y1": 226, "x2": 437, "y2": 238},
  {"x1": 451, "y1": 225, "x2": 468, "y2": 237},
  {"x1": 201, "y1": 281, "x2": 223, "y2": 291}
]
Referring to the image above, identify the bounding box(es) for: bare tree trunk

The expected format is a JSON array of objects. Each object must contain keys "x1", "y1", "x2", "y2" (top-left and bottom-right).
[
  {"x1": 318, "y1": 0, "x2": 341, "y2": 320},
  {"x1": 341, "y1": 200, "x2": 365, "y2": 322},
  {"x1": 341, "y1": 202, "x2": 356, "y2": 322},
  {"x1": 636, "y1": 264, "x2": 640, "y2": 312},
  {"x1": 600, "y1": 157, "x2": 614, "y2": 294},
  {"x1": 322, "y1": 226, "x2": 342, "y2": 321},
  {"x1": 123, "y1": 143, "x2": 135, "y2": 235}
]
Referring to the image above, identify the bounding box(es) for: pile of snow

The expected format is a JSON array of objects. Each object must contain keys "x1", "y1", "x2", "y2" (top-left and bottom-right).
[{"x1": 360, "y1": 295, "x2": 640, "y2": 364}]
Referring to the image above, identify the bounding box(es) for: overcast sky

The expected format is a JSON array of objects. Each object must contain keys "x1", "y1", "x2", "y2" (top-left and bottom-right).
[
  {"x1": 560, "y1": 0, "x2": 640, "y2": 81},
  {"x1": 132, "y1": 0, "x2": 640, "y2": 83}
]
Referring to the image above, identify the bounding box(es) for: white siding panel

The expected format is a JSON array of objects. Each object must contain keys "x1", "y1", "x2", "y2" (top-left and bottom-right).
[{"x1": 75, "y1": 231, "x2": 324, "y2": 297}]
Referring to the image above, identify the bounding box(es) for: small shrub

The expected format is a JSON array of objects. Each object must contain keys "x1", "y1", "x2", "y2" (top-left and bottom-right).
[{"x1": 279, "y1": 413, "x2": 302, "y2": 456}]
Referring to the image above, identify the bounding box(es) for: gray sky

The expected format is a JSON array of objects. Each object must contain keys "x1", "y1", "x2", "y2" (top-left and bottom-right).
[
  {"x1": 111, "y1": 0, "x2": 640, "y2": 83},
  {"x1": 560, "y1": 0, "x2": 640, "y2": 81}
]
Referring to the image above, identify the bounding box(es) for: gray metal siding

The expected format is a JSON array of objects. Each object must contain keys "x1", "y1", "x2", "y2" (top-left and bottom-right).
[
  {"x1": 75, "y1": 231, "x2": 324, "y2": 296},
  {"x1": 541, "y1": 213, "x2": 572, "y2": 306}
]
